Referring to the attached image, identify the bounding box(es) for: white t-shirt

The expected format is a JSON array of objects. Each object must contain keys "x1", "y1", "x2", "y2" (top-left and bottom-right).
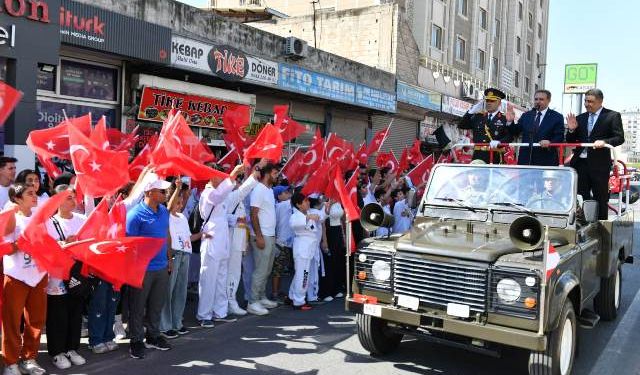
[
  {"x1": 170, "y1": 212, "x2": 193, "y2": 253},
  {"x1": 45, "y1": 212, "x2": 87, "y2": 295},
  {"x1": 392, "y1": 200, "x2": 412, "y2": 234},
  {"x1": 0, "y1": 185, "x2": 10, "y2": 209},
  {"x1": 376, "y1": 205, "x2": 392, "y2": 237},
  {"x1": 4, "y1": 214, "x2": 47, "y2": 287},
  {"x1": 250, "y1": 183, "x2": 276, "y2": 237},
  {"x1": 328, "y1": 203, "x2": 344, "y2": 227},
  {"x1": 309, "y1": 207, "x2": 326, "y2": 242},
  {"x1": 275, "y1": 200, "x2": 294, "y2": 247}
]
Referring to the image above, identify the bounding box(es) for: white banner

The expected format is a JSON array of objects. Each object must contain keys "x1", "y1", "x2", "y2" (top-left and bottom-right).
[{"x1": 171, "y1": 35, "x2": 211, "y2": 73}]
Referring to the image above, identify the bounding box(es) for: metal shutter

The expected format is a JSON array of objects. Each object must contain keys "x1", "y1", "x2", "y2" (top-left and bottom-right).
[{"x1": 330, "y1": 109, "x2": 368, "y2": 145}]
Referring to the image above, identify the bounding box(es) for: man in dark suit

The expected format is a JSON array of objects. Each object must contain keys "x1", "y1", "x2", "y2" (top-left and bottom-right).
[
  {"x1": 566, "y1": 88, "x2": 625, "y2": 220},
  {"x1": 507, "y1": 90, "x2": 565, "y2": 166},
  {"x1": 458, "y1": 88, "x2": 513, "y2": 164}
]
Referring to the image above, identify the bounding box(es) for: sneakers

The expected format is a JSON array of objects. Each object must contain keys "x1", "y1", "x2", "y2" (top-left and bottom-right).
[
  {"x1": 335, "y1": 292, "x2": 345, "y2": 298},
  {"x1": 162, "y1": 330, "x2": 179, "y2": 339},
  {"x1": 259, "y1": 298, "x2": 278, "y2": 309},
  {"x1": 129, "y1": 341, "x2": 145, "y2": 359},
  {"x1": 91, "y1": 343, "x2": 109, "y2": 354},
  {"x1": 323, "y1": 296, "x2": 334, "y2": 302},
  {"x1": 18, "y1": 359, "x2": 45, "y2": 375},
  {"x1": 65, "y1": 350, "x2": 86, "y2": 366},
  {"x1": 2, "y1": 364, "x2": 20, "y2": 375},
  {"x1": 113, "y1": 314, "x2": 126, "y2": 339},
  {"x1": 308, "y1": 299, "x2": 324, "y2": 305},
  {"x1": 228, "y1": 304, "x2": 248, "y2": 316},
  {"x1": 145, "y1": 336, "x2": 172, "y2": 351},
  {"x1": 199, "y1": 320, "x2": 215, "y2": 328},
  {"x1": 177, "y1": 326, "x2": 189, "y2": 335},
  {"x1": 293, "y1": 304, "x2": 313, "y2": 311},
  {"x1": 247, "y1": 302, "x2": 269, "y2": 316},
  {"x1": 105, "y1": 341, "x2": 119, "y2": 352},
  {"x1": 52, "y1": 353, "x2": 72, "y2": 369},
  {"x1": 214, "y1": 316, "x2": 237, "y2": 323}
]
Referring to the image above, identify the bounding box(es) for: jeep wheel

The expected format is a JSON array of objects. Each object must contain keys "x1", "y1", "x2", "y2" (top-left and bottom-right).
[
  {"x1": 594, "y1": 260, "x2": 622, "y2": 321},
  {"x1": 356, "y1": 313, "x2": 403, "y2": 356},
  {"x1": 528, "y1": 300, "x2": 576, "y2": 375}
]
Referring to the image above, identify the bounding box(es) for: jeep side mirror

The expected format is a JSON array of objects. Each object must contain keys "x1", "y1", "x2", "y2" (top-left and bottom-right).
[
  {"x1": 582, "y1": 200, "x2": 599, "y2": 223},
  {"x1": 630, "y1": 192, "x2": 639, "y2": 205}
]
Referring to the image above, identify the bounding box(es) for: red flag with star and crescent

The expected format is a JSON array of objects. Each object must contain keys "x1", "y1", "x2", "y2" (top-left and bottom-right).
[
  {"x1": 407, "y1": 139, "x2": 424, "y2": 165},
  {"x1": 0, "y1": 81, "x2": 22, "y2": 126},
  {"x1": 274, "y1": 105, "x2": 307, "y2": 143},
  {"x1": 355, "y1": 142, "x2": 369, "y2": 166},
  {"x1": 325, "y1": 165, "x2": 360, "y2": 222},
  {"x1": 366, "y1": 125, "x2": 390, "y2": 155},
  {"x1": 299, "y1": 130, "x2": 325, "y2": 177},
  {"x1": 301, "y1": 162, "x2": 333, "y2": 196},
  {"x1": 110, "y1": 126, "x2": 139, "y2": 152},
  {"x1": 376, "y1": 151, "x2": 399, "y2": 174},
  {"x1": 243, "y1": 123, "x2": 284, "y2": 164},
  {"x1": 26, "y1": 114, "x2": 92, "y2": 160},
  {"x1": 223, "y1": 106, "x2": 254, "y2": 152},
  {"x1": 281, "y1": 147, "x2": 305, "y2": 184},
  {"x1": 89, "y1": 116, "x2": 110, "y2": 150},
  {"x1": 68, "y1": 121, "x2": 130, "y2": 197},
  {"x1": 406, "y1": 154, "x2": 435, "y2": 186},
  {"x1": 128, "y1": 134, "x2": 158, "y2": 181},
  {"x1": 16, "y1": 190, "x2": 76, "y2": 280}
]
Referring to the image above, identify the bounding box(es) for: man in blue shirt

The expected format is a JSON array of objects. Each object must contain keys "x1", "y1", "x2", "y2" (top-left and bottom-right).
[{"x1": 126, "y1": 173, "x2": 172, "y2": 359}]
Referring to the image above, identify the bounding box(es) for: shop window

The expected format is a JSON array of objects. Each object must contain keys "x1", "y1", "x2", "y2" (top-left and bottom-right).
[
  {"x1": 60, "y1": 60, "x2": 117, "y2": 102},
  {"x1": 37, "y1": 64, "x2": 56, "y2": 92}
]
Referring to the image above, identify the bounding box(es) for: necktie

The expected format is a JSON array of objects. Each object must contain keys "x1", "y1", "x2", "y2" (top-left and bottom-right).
[
  {"x1": 488, "y1": 114, "x2": 493, "y2": 123},
  {"x1": 588, "y1": 113, "x2": 596, "y2": 136},
  {"x1": 534, "y1": 111, "x2": 541, "y2": 131}
]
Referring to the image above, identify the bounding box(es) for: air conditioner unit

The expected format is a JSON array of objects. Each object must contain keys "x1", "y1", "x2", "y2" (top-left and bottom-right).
[
  {"x1": 473, "y1": 88, "x2": 483, "y2": 100},
  {"x1": 284, "y1": 37, "x2": 308, "y2": 59},
  {"x1": 462, "y1": 81, "x2": 475, "y2": 99}
]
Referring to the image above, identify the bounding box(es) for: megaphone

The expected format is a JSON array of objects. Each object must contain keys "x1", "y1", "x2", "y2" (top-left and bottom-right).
[
  {"x1": 509, "y1": 215, "x2": 544, "y2": 250},
  {"x1": 361, "y1": 203, "x2": 395, "y2": 232}
]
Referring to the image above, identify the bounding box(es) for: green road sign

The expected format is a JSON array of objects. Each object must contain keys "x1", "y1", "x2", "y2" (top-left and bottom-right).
[{"x1": 564, "y1": 63, "x2": 598, "y2": 94}]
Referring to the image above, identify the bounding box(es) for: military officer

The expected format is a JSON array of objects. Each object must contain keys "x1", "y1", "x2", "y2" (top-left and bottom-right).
[{"x1": 459, "y1": 88, "x2": 513, "y2": 164}]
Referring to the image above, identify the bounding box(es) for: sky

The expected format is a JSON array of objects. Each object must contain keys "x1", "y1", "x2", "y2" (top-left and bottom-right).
[{"x1": 178, "y1": 0, "x2": 639, "y2": 113}]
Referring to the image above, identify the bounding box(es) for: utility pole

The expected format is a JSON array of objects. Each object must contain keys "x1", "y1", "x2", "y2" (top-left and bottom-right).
[{"x1": 311, "y1": 0, "x2": 319, "y2": 48}]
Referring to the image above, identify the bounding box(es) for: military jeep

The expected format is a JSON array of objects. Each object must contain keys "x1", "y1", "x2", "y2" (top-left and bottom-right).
[{"x1": 347, "y1": 163, "x2": 634, "y2": 375}]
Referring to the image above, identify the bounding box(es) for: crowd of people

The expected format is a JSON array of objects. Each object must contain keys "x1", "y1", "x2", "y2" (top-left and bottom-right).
[{"x1": 0, "y1": 152, "x2": 420, "y2": 375}]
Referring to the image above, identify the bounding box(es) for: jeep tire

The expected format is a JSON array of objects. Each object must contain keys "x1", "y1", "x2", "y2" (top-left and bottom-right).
[
  {"x1": 356, "y1": 313, "x2": 403, "y2": 356},
  {"x1": 594, "y1": 260, "x2": 622, "y2": 321},
  {"x1": 528, "y1": 300, "x2": 576, "y2": 375}
]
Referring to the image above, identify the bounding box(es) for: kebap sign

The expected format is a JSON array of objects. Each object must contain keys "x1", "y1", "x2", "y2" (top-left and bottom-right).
[
  {"x1": 59, "y1": 0, "x2": 171, "y2": 64},
  {"x1": 278, "y1": 63, "x2": 396, "y2": 112},
  {"x1": 171, "y1": 35, "x2": 278, "y2": 86}
]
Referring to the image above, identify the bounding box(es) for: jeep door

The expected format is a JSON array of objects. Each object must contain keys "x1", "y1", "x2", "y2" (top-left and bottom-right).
[{"x1": 577, "y1": 222, "x2": 601, "y2": 301}]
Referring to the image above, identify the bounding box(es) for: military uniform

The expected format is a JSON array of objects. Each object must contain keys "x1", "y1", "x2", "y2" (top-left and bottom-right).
[{"x1": 459, "y1": 89, "x2": 512, "y2": 164}]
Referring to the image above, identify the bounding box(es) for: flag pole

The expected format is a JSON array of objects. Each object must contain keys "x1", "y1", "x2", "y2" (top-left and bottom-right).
[
  {"x1": 345, "y1": 218, "x2": 353, "y2": 303},
  {"x1": 538, "y1": 225, "x2": 549, "y2": 336},
  {"x1": 378, "y1": 119, "x2": 394, "y2": 151}
]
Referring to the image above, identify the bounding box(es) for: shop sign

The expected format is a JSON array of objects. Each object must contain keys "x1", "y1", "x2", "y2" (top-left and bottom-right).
[
  {"x1": 59, "y1": 0, "x2": 171, "y2": 64},
  {"x1": 171, "y1": 35, "x2": 278, "y2": 86},
  {"x1": 442, "y1": 95, "x2": 472, "y2": 117},
  {"x1": 0, "y1": 0, "x2": 52, "y2": 23},
  {"x1": 396, "y1": 81, "x2": 440, "y2": 112},
  {"x1": 278, "y1": 63, "x2": 355, "y2": 104},
  {"x1": 0, "y1": 24, "x2": 15, "y2": 47},
  {"x1": 36, "y1": 100, "x2": 116, "y2": 130},
  {"x1": 356, "y1": 84, "x2": 396, "y2": 112},
  {"x1": 136, "y1": 86, "x2": 250, "y2": 128}
]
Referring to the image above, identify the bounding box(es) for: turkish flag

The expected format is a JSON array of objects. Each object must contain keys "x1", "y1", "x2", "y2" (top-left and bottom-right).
[
  {"x1": 281, "y1": 147, "x2": 304, "y2": 184},
  {"x1": 65, "y1": 236, "x2": 165, "y2": 290},
  {"x1": 325, "y1": 133, "x2": 350, "y2": 162},
  {"x1": 398, "y1": 148, "x2": 410, "y2": 173},
  {"x1": 243, "y1": 123, "x2": 284, "y2": 164},
  {"x1": 345, "y1": 169, "x2": 361, "y2": 217},
  {"x1": 90, "y1": 116, "x2": 110, "y2": 150},
  {"x1": 68, "y1": 122, "x2": 130, "y2": 197},
  {"x1": 406, "y1": 155, "x2": 435, "y2": 186},
  {"x1": 301, "y1": 162, "x2": 332, "y2": 195},
  {"x1": 300, "y1": 132, "x2": 325, "y2": 178},
  {"x1": 76, "y1": 198, "x2": 109, "y2": 241},
  {"x1": 26, "y1": 114, "x2": 92, "y2": 160},
  {"x1": 376, "y1": 151, "x2": 399, "y2": 174},
  {"x1": 223, "y1": 106, "x2": 254, "y2": 151},
  {"x1": 454, "y1": 146, "x2": 473, "y2": 164},
  {"x1": 366, "y1": 126, "x2": 390, "y2": 155},
  {"x1": 274, "y1": 105, "x2": 306, "y2": 142},
  {"x1": 436, "y1": 151, "x2": 453, "y2": 164},
  {"x1": 163, "y1": 113, "x2": 215, "y2": 164},
  {"x1": 503, "y1": 146, "x2": 517, "y2": 165},
  {"x1": 16, "y1": 191, "x2": 75, "y2": 280},
  {"x1": 338, "y1": 145, "x2": 358, "y2": 172},
  {"x1": 154, "y1": 153, "x2": 229, "y2": 181},
  {"x1": 110, "y1": 126, "x2": 139, "y2": 152},
  {"x1": 36, "y1": 154, "x2": 62, "y2": 179},
  {"x1": 326, "y1": 165, "x2": 360, "y2": 221},
  {"x1": 129, "y1": 134, "x2": 158, "y2": 181},
  {"x1": 0, "y1": 208, "x2": 17, "y2": 257},
  {"x1": 355, "y1": 142, "x2": 369, "y2": 166},
  {"x1": 407, "y1": 139, "x2": 424, "y2": 165},
  {"x1": 218, "y1": 148, "x2": 240, "y2": 174},
  {"x1": 0, "y1": 81, "x2": 22, "y2": 126}
]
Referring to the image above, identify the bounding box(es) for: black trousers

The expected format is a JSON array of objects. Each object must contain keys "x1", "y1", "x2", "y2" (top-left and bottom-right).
[
  {"x1": 573, "y1": 158, "x2": 610, "y2": 220},
  {"x1": 46, "y1": 294, "x2": 85, "y2": 356},
  {"x1": 319, "y1": 225, "x2": 347, "y2": 298}
]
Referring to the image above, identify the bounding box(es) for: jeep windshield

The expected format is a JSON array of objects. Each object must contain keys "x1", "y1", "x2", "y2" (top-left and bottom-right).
[{"x1": 423, "y1": 164, "x2": 576, "y2": 214}]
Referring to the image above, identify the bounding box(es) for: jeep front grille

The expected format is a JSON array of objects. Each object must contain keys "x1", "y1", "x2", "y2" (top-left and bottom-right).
[
  {"x1": 355, "y1": 247, "x2": 393, "y2": 292},
  {"x1": 394, "y1": 254, "x2": 488, "y2": 313}
]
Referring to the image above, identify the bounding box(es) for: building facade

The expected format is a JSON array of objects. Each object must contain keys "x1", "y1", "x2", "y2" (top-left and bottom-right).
[{"x1": 621, "y1": 110, "x2": 640, "y2": 163}]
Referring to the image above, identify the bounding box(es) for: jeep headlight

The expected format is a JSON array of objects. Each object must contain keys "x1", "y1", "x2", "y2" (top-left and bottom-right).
[
  {"x1": 371, "y1": 260, "x2": 391, "y2": 281},
  {"x1": 496, "y1": 278, "x2": 521, "y2": 303}
]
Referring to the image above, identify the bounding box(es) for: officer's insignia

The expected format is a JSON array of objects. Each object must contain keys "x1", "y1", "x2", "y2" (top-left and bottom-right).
[{"x1": 495, "y1": 120, "x2": 504, "y2": 126}]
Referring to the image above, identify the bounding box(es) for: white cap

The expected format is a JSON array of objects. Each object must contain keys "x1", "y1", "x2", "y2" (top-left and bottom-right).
[{"x1": 144, "y1": 173, "x2": 172, "y2": 192}]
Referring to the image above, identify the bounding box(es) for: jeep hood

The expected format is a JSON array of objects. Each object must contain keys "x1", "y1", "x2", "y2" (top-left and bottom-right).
[{"x1": 396, "y1": 221, "x2": 522, "y2": 262}]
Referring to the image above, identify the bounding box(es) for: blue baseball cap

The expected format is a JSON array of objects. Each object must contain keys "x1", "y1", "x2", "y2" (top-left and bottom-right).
[{"x1": 273, "y1": 185, "x2": 291, "y2": 200}]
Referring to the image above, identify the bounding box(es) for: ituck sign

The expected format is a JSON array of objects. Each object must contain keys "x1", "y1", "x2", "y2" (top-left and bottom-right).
[
  {"x1": 171, "y1": 35, "x2": 278, "y2": 87},
  {"x1": 59, "y1": 0, "x2": 171, "y2": 64}
]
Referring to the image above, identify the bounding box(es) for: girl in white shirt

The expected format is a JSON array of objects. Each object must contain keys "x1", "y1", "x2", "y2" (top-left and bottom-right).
[
  {"x1": 288, "y1": 193, "x2": 320, "y2": 310},
  {"x1": 15, "y1": 169, "x2": 49, "y2": 208},
  {"x1": 2, "y1": 183, "x2": 47, "y2": 375},
  {"x1": 44, "y1": 184, "x2": 88, "y2": 370}
]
